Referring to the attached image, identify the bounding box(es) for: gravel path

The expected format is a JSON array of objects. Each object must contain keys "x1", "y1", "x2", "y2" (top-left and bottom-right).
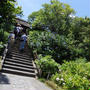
[{"x1": 0, "y1": 73, "x2": 52, "y2": 90}]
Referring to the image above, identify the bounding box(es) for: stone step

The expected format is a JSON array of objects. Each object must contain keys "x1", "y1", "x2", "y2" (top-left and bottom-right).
[
  {"x1": 12, "y1": 49, "x2": 30, "y2": 52},
  {"x1": 11, "y1": 54, "x2": 31, "y2": 59},
  {"x1": 5, "y1": 58, "x2": 33, "y2": 66},
  {"x1": 1, "y1": 68, "x2": 36, "y2": 77},
  {"x1": 13, "y1": 44, "x2": 28, "y2": 47},
  {"x1": 4, "y1": 61, "x2": 36, "y2": 69},
  {"x1": 3, "y1": 64, "x2": 35, "y2": 73},
  {"x1": 11, "y1": 51, "x2": 30, "y2": 55},
  {"x1": 12, "y1": 55, "x2": 31, "y2": 60},
  {"x1": 12, "y1": 49, "x2": 28, "y2": 52},
  {"x1": 6, "y1": 55, "x2": 32, "y2": 60},
  {"x1": 13, "y1": 47, "x2": 29, "y2": 49},
  {"x1": 6, "y1": 57, "x2": 33, "y2": 62},
  {"x1": 11, "y1": 52, "x2": 31, "y2": 57}
]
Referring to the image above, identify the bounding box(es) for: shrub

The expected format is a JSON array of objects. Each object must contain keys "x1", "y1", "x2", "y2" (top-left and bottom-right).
[
  {"x1": 3, "y1": 31, "x2": 9, "y2": 43},
  {"x1": 0, "y1": 42, "x2": 4, "y2": 55},
  {"x1": 28, "y1": 30, "x2": 56, "y2": 53},
  {"x1": 0, "y1": 31, "x2": 9, "y2": 43},
  {"x1": 0, "y1": 31, "x2": 9, "y2": 55},
  {"x1": 28, "y1": 30, "x2": 89, "y2": 63},
  {"x1": 51, "y1": 58, "x2": 90, "y2": 90},
  {"x1": 28, "y1": 30, "x2": 69, "y2": 63},
  {"x1": 35, "y1": 55, "x2": 59, "y2": 78}
]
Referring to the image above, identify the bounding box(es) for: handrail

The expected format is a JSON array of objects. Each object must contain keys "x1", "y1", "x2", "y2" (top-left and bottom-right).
[{"x1": 1, "y1": 44, "x2": 8, "y2": 70}]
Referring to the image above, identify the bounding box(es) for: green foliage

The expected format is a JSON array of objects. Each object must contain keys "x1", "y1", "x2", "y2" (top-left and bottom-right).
[
  {"x1": 0, "y1": 0, "x2": 22, "y2": 24},
  {"x1": 28, "y1": 0, "x2": 90, "y2": 90},
  {"x1": 51, "y1": 59, "x2": 90, "y2": 90},
  {"x1": 39, "y1": 78, "x2": 46, "y2": 83},
  {"x1": 0, "y1": 31, "x2": 9, "y2": 55},
  {"x1": 0, "y1": 42, "x2": 4, "y2": 55},
  {"x1": 3, "y1": 31, "x2": 9, "y2": 43},
  {"x1": 28, "y1": 30, "x2": 55, "y2": 53},
  {"x1": 28, "y1": 0, "x2": 75, "y2": 34},
  {"x1": 45, "y1": 80, "x2": 64, "y2": 90},
  {"x1": 0, "y1": 0, "x2": 22, "y2": 41},
  {"x1": 68, "y1": 17, "x2": 90, "y2": 60},
  {"x1": 0, "y1": 30, "x2": 9, "y2": 43},
  {"x1": 28, "y1": 11, "x2": 39, "y2": 25},
  {"x1": 28, "y1": 0, "x2": 90, "y2": 62},
  {"x1": 35, "y1": 55, "x2": 59, "y2": 78},
  {"x1": 28, "y1": 30, "x2": 68, "y2": 63},
  {"x1": 28, "y1": 29, "x2": 90, "y2": 62}
]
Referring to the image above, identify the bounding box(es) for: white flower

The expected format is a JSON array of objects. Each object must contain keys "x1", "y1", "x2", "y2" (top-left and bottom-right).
[
  {"x1": 63, "y1": 83, "x2": 65, "y2": 85},
  {"x1": 83, "y1": 77, "x2": 86, "y2": 79},
  {"x1": 61, "y1": 78, "x2": 64, "y2": 81},
  {"x1": 56, "y1": 77, "x2": 60, "y2": 81},
  {"x1": 59, "y1": 69, "x2": 61, "y2": 72}
]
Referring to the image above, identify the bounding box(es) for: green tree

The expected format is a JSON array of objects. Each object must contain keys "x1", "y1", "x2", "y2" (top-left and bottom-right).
[
  {"x1": 69, "y1": 17, "x2": 90, "y2": 60},
  {"x1": 28, "y1": 0, "x2": 90, "y2": 62},
  {"x1": 0, "y1": 0, "x2": 22, "y2": 41},
  {"x1": 28, "y1": 0, "x2": 75, "y2": 35}
]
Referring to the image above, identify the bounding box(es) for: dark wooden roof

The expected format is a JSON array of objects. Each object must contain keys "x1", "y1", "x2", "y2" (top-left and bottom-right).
[{"x1": 16, "y1": 18, "x2": 30, "y2": 28}]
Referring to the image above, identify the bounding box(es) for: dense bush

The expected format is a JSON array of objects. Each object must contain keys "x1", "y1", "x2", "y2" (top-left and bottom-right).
[
  {"x1": 28, "y1": 0, "x2": 90, "y2": 61},
  {"x1": 28, "y1": 30, "x2": 89, "y2": 63},
  {"x1": 28, "y1": 31, "x2": 70, "y2": 63},
  {"x1": 35, "y1": 55, "x2": 59, "y2": 78},
  {"x1": 28, "y1": 30, "x2": 60, "y2": 61},
  {"x1": 51, "y1": 58, "x2": 90, "y2": 90}
]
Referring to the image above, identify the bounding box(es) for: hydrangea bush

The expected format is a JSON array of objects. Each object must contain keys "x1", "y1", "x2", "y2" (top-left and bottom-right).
[
  {"x1": 35, "y1": 55, "x2": 59, "y2": 78},
  {"x1": 51, "y1": 58, "x2": 90, "y2": 90}
]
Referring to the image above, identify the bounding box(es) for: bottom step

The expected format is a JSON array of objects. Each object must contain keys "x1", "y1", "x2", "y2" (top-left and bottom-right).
[{"x1": 1, "y1": 68, "x2": 36, "y2": 78}]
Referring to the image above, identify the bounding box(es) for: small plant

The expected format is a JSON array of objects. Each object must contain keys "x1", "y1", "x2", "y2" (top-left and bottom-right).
[
  {"x1": 39, "y1": 78, "x2": 46, "y2": 83},
  {"x1": 3, "y1": 31, "x2": 9, "y2": 43},
  {"x1": 35, "y1": 55, "x2": 59, "y2": 79}
]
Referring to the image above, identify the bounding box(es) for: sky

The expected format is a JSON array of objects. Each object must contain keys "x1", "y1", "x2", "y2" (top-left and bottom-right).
[{"x1": 17, "y1": 0, "x2": 90, "y2": 20}]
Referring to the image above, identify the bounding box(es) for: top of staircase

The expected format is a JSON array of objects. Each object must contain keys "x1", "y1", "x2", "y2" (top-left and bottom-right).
[{"x1": 16, "y1": 18, "x2": 30, "y2": 28}]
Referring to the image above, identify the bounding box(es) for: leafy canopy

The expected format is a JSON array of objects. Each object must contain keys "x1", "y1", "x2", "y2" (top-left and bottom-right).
[{"x1": 28, "y1": 0, "x2": 75, "y2": 34}]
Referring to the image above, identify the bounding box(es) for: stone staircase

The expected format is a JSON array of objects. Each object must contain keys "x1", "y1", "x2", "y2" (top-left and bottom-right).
[{"x1": 1, "y1": 41, "x2": 37, "y2": 78}]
